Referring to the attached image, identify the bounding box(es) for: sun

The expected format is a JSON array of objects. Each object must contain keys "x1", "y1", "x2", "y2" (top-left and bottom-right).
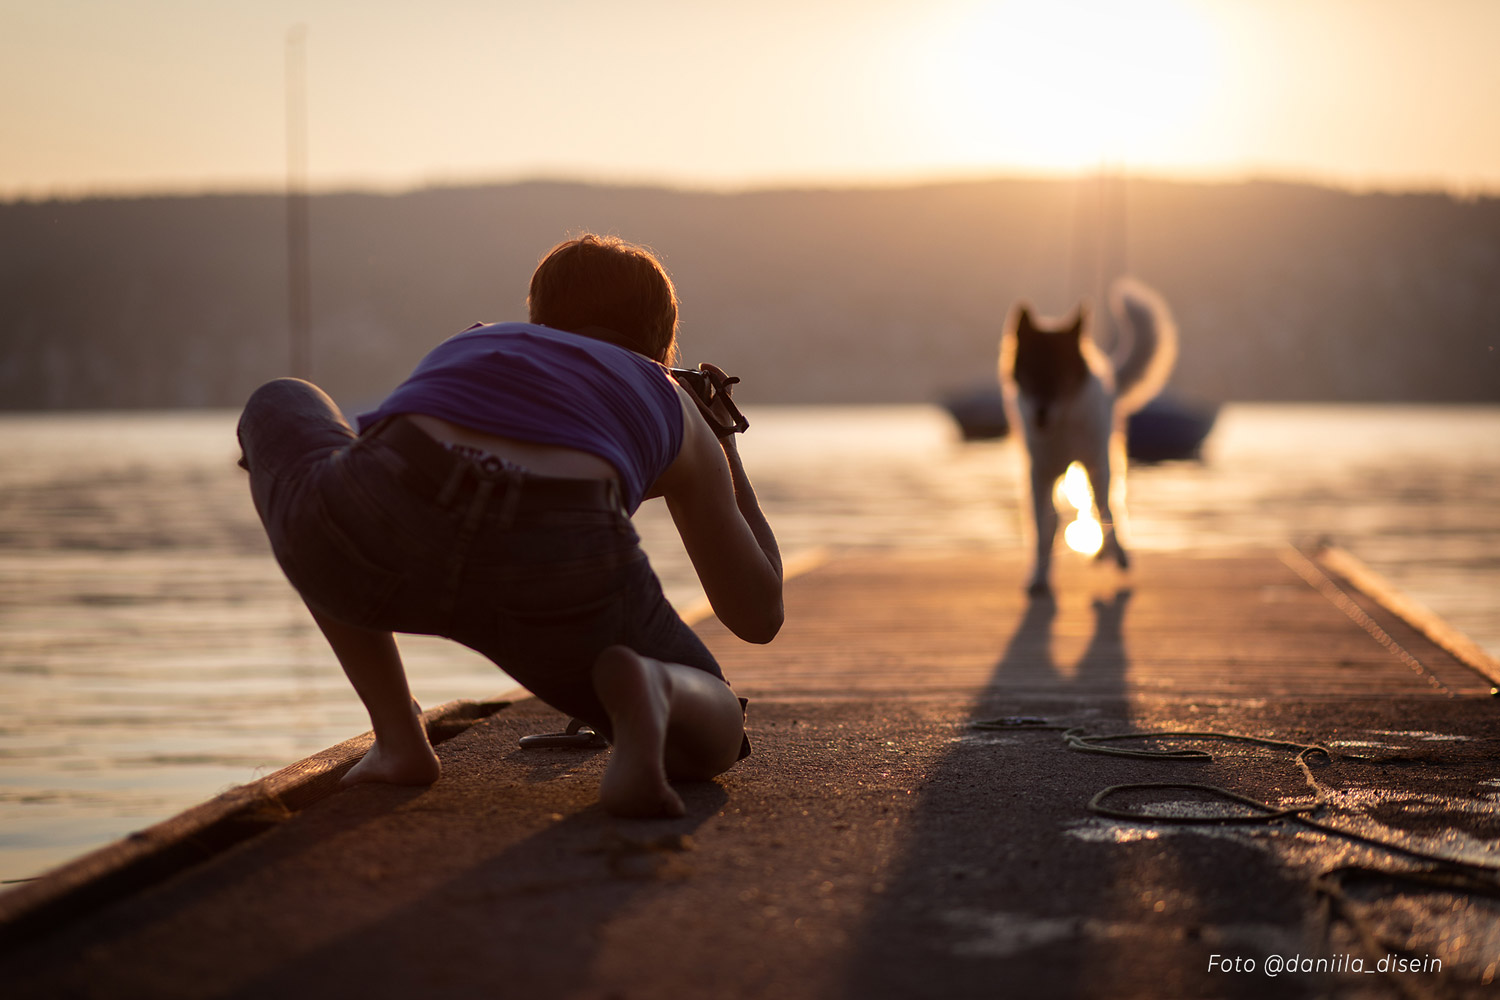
[{"x1": 912, "y1": 0, "x2": 1223, "y2": 173}]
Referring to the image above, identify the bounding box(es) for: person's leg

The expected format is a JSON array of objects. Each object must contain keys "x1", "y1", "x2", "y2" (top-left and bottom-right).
[
  {"x1": 591, "y1": 645, "x2": 746, "y2": 818},
  {"x1": 310, "y1": 607, "x2": 441, "y2": 787},
  {"x1": 238, "y1": 380, "x2": 438, "y2": 786},
  {"x1": 449, "y1": 508, "x2": 749, "y2": 816}
]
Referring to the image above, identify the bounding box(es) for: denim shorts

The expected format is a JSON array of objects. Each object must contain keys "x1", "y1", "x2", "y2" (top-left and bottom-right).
[{"x1": 236, "y1": 377, "x2": 738, "y2": 746}]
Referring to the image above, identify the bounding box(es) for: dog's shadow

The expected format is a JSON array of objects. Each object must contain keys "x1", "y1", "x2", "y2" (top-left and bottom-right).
[
  {"x1": 993, "y1": 583, "x2": 1133, "y2": 696},
  {"x1": 839, "y1": 581, "x2": 1138, "y2": 996}
]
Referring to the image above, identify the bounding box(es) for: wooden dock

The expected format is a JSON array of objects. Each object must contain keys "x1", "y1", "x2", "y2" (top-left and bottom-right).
[
  {"x1": 2, "y1": 547, "x2": 1497, "y2": 999},
  {"x1": 707, "y1": 545, "x2": 1496, "y2": 701}
]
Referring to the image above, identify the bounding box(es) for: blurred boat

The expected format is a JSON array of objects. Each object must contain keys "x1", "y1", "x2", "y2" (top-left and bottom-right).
[
  {"x1": 941, "y1": 385, "x2": 1014, "y2": 441},
  {"x1": 939, "y1": 385, "x2": 1219, "y2": 462},
  {"x1": 1126, "y1": 395, "x2": 1221, "y2": 463}
]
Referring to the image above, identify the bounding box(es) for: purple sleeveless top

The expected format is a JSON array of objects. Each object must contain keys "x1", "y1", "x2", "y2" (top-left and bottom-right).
[{"x1": 356, "y1": 323, "x2": 683, "y2": 512}]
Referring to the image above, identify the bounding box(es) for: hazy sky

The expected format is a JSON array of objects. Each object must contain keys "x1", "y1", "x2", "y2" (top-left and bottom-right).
[{"x1": 3, "y1": 0, "x2": 1497, "y2": 198}]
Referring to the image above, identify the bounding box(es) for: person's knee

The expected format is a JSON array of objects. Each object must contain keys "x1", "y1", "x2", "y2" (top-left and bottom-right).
[
  {"x1": 240, "y1": 378, "x2": 306, "y2": 435},
  {"x1": 239, "y1": 380, "x2": 305, "y2": 471},
  {"x1": 242, "y1": 377, "x2": 325, "y2": 419},
  {"x1": 237, "y1": 378, "x2": 345, "y2": 474}
]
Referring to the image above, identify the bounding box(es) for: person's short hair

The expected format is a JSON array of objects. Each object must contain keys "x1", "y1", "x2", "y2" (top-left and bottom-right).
[{"x1": 528, "y1": 234, "x2": 679, "y2": 364}]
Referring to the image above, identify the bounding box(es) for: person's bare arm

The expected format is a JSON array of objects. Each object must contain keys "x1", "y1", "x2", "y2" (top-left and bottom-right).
[
  {"x1": 717, "y1": 431, "x2": 780, "y2": 581},
  {"x1": 655, "y1": 387, "x2": 782, "y2": 643}
]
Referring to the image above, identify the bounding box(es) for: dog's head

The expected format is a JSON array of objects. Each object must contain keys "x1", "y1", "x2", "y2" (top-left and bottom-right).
[{"x1": 1001, "y1": 303, "x2": 1091, "y2": 421}]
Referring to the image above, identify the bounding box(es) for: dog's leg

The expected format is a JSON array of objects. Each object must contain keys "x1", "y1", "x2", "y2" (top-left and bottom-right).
[
  {"x1": 1087, "y1": 434, "x2": 1129, "y2": 570},
  {"x1": 1027, "y1": 463, "x2": 1060, "y2": 597}
]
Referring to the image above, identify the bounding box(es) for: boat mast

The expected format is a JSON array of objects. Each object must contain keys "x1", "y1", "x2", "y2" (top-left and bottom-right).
[{"x1": 285, "y1": 26, "x2": 311, "y2": 380}]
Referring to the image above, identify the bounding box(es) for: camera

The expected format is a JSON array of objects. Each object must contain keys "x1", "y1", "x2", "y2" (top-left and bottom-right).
[
  {"x1": 669, "y1": 365, "x2": 749, "y2": 436},
  {"x1": 668, "y1": 367, "x2": 714, "y2": 402}
]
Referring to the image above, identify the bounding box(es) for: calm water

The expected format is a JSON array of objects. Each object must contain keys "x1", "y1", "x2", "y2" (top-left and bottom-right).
[{"x1": 1, "y1": 404, "x2": 1497, "y2": 881}]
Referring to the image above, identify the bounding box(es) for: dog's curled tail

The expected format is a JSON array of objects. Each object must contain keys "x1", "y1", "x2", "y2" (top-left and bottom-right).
[{"x1": 1109, "y1": 276, "x2": 1178, "y2": 415}]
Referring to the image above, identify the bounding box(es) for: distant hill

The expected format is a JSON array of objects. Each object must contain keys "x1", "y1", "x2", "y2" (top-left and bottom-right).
[{"x1": 1, "y1": 177, "x2": 1496, "y2": 410}]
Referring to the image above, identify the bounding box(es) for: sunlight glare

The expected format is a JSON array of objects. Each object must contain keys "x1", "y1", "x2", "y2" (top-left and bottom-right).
[
  {"x1": 1057, "y1": 462, "x2": 1105, "y2": 555},
  {"x1": 1065, "y1": 515, "x2": 1104, "y2": 555},
  {"x1": 1061, "y1": 462, "x2": 1093, "y2": 511},
  {"x1": 914, "y1": 0, "x2": 1222, "y2": 172}
]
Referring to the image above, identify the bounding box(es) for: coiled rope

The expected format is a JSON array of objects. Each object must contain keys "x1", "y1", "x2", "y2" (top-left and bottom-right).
[{"x1": 971, "y1": 717, "x2": 1500, "y2": 998}]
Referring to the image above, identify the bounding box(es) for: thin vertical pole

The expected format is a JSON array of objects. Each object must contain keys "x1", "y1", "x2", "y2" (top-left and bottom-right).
[
  {"x1": 1094, "y1": 168, "x2": 1108, "y2": 321},
  {"x1": 1114, "y1": 168, "x2": 1128, "y2": 280},
  {"x1": 1064, "y1": 173, "x2": 1092, "y2": 306},
  {"x1": 286, "y1": 26, "x2": 310, "y2": 380}
]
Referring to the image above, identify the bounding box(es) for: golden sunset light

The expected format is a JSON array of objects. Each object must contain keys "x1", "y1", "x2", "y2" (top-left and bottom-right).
[
  {"x1": 4, "y1": 0, "x2": 1500, "y2": 989},
  {"x1": 2, "y1": 0, "x2": 1498, "y2": 197},
  {"x1": 1057, "y1": 462, "x2": 1106, "y2": 556},
  {"x1": 909, "y1": 0, "x2": 1222, "y2": 174}
]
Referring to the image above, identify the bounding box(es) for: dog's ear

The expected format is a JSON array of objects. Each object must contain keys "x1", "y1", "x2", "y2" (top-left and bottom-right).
[{"x1": 1014, "y1": 304, "x2": 1034, "y2": 333}]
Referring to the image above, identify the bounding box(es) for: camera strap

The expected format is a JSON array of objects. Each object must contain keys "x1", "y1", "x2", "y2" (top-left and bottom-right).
[{"x1": 670, "y1": 364, "x2": 749, "y2": 437}]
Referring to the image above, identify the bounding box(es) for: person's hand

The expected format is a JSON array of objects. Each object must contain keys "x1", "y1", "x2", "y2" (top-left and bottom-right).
[
  {"x1": 696, "y1": 362, "x2": 744, "y2": 435},
  {"x1": 673, "y1": 362, "x2": 748, "y2": 437}
]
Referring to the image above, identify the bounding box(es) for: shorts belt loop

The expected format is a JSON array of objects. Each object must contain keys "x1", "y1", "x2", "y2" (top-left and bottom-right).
[
  {"x1": 462, "y1": 478, "x2": 496, "y2": 537},
  {"x1": 436, "y1": 463, "x2": 465, "y2": 509},
  {"x1": 608, "y1": 480, "x2": 630, "y2": 532},
  {"x1": 441, "y1": 475, "x2": 494, "y2": 617},
  {"x1": 493, "y1": 466, "x2": 523, "y2": 530}
]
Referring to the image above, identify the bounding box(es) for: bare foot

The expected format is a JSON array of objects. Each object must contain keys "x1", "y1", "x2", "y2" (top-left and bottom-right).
[
  {"x1": 341, "y1": 702, "x2": 441, "y2": 787},
  {"x1": 340, "y1": 739, "x2": 441, "y2": 787},
  {"x1": 592, "y1": 646, "x2": 686, "y2": 818}
]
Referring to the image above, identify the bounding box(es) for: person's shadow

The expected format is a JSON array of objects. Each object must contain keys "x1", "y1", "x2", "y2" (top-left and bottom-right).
[{"x1": 215, "y1": 769, "x2": 730, "y2": 999}]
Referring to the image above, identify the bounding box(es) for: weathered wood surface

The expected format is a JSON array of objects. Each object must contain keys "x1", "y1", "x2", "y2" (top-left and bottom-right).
[
  {"x1": 2, "y1": 548, "x2": 1496, "y2": 1000},
  {"x1": 0, "y1": 698, "x2": 508, "y2": 945},
  {"x1": 698, "y1": 548, "x2": 1494, "y2": 700},
  {"x1": 1316, "y1": 544, "x2": 1500, "y2": 688}
]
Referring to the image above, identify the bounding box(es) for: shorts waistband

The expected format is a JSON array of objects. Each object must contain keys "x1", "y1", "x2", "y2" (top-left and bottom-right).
[{"x1": 362, "y1": 415, "x2": 625, "y2": 513}]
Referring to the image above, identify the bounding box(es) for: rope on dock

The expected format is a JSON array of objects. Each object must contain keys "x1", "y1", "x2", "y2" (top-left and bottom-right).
[
  {"x1": 971, "y1": 716, "x2": 1500, "y2": 999},
  {"x1": 973, "y1": 717, "x2": 1500, "y2": 873},
  {"x1": 972, "y1": 719, "x2": 1334, "y2": 804}
]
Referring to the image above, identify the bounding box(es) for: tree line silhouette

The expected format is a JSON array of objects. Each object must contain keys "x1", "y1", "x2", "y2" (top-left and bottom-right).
[{"x1": 2, "y1": 177, "x2": 1495, "y2": 410}]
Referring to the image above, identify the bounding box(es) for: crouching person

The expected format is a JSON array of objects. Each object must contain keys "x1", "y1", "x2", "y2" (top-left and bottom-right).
[{"x1": 237, "y1": 234, "x2": 782, "y2": 817}]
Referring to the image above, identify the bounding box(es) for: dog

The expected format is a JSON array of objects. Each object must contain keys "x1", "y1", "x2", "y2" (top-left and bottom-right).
[{"x1": 999, "y1": 277, "x2": 1177, "y2": 597}]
